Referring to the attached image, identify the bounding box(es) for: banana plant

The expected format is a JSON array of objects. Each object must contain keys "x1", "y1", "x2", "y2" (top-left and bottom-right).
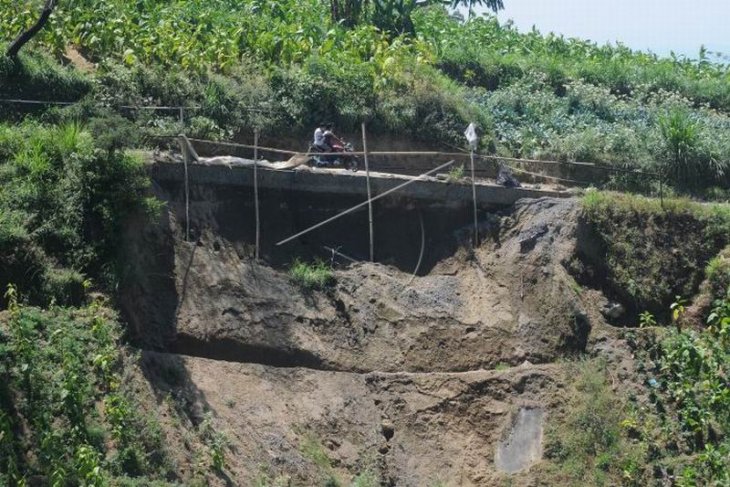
[{"x1": 448, "y1": 0, "x2": 504, "y2": 20}]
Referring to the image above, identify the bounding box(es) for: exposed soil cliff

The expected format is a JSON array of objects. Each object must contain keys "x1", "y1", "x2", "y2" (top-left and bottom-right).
[{"x1": 118, "y1": 176, "x2": 628, "y2": 486}]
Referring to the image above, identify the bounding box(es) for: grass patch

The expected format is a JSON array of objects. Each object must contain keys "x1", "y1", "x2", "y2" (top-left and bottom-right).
[
  {"x1": 299, "y1": 433, "x2": 340, "y2": 486},
  {"x1": 542, "y1": 359, "x2": 645, "y2": 486},
  {"x1": 289, "y1": 259, "x2": 334, "y2": 291},
  {"x1": 580, "y1": 191, "x2": 730, "y2": 313},
  {"x1": 350, "y1": 470, "x2": 379, "y2": 487},
  {"x1": 0, "y1": 52, "x2": 91, "y2": 109},
  {"x1": 446, "y1": 164, "x2": 465, "y2": 182}
]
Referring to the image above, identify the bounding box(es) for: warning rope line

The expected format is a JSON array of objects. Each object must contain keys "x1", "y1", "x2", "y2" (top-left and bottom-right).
[{"x1": 2, "y1": 97, "x2": 660, "y2": 180}]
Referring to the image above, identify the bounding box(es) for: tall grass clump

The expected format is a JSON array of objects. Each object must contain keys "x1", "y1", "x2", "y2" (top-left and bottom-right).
[
  {"x1": 0, "y1": 121, "x2": 154, "y2": 305},
  {"x1": 289, "y1": 259, "x2": 334, "y2": 290},
  {"x1": 657, "y1": 108, "x2": 729, "y2": 192},
  {"x1": 542, "y1": 359, "x2": 644, "y2": 485}
]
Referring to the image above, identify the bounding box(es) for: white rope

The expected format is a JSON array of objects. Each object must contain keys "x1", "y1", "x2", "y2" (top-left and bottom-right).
[{"x1": 276, "y1": 160, "x2": 455, "y2": 247}]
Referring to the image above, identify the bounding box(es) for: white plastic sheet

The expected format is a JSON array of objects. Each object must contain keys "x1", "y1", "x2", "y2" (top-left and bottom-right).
[{"x1": 464, "y1": 123, "x2": 478, "y2": 151}]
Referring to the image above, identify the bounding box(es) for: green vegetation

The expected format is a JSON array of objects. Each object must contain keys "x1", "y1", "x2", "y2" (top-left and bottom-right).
[
  {"x1": 1, "y1": 1, "x2": 729, "y2": 195},
  {"x1": 621, "y1": 288, "x2": 730, "y2": 486},
  {"x1": 350, "y1": 470, "x2": 379, "y2": 487},
  {"x1": 0, "y1": 288, "x2": 174, "y2": 485},
  {"x1": 0, "y1": 120, "x2": 155, "y2": 305},
  {"x1": 543, "y1": 359, "x2": 644, "y2": 486},
  {"x1": 198, "y1": 413, "x2": 229, "y2": 473},
  {"x1": 557, "y1": 215, "x2": 730, "y2": 485},
  {"x1": 0, "y1": 52, "x2": 91, "y2": 108},
  {"x1": 298, "y1": 432, "x2": 380, "y2": 487},
  {"x1": 545, "y1": 287, "x2": 730, "y2": 485},
  {"x1": 1, "y1": 1, "x2": 729, "y2": 484},
  {"x1": 290, "y1": 259, "x2": 335, "y2": 290},
  {"x1": 446, "y1": 164, "x2": 465, "y2": 181},
  {"x1": 706, "y1": 246, "x2": 730, "y2": 298},
  {"x1": 581, "y1": 191, "x2": 730, "y2": 313}
]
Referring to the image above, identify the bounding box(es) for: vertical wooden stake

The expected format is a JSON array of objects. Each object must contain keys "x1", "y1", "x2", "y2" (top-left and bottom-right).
[
  {"x1": 253, "y1": 129, "x2": 261, "y2": 261},
  {"x1": 181, "y1": 135, "x2": 191, "y2": 243},
  {"x1": 659, "y1": 176, "x2": 665, "y2": 210},
  {"x1": 470, "y1": 150, "x2": 479, "y2": 247},
  {"x1": 179, "y1": 107, "x2": 184, "y2": 126},
  {"x1": 362, "y1": 122, "x2": 374, "y2": 262}
]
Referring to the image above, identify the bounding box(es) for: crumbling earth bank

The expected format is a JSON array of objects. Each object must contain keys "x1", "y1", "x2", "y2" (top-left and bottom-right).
[
  {"x1": 142, "y1": 351, "x2": 565, "y2": 486},
  {"x1": 122, "y1": 187, "x2": 620, "y2": 485}
]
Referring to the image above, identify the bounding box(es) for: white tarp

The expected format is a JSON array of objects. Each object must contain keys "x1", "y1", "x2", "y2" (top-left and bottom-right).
[{"x1": 464, "y1": 123, "x2": 478, "y2": 151}]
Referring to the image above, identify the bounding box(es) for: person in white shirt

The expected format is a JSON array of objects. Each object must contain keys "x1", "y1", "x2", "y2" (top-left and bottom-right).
[{"x1": 313, "y1": 123, "x2": 329, "y2": 152}]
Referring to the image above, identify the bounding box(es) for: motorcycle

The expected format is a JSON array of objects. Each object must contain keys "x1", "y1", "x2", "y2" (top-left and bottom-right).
[{"x1": 308, "y1": 141, "x2": 359, "y2": 172}]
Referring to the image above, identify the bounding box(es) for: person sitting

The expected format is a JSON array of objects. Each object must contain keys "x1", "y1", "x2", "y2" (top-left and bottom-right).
[
  {"x1": 313, "y1": 123, "x2": 330, "y2": 153},
  {"x1": 323, "y1": 123, "x2": 344, "y2": 153}
]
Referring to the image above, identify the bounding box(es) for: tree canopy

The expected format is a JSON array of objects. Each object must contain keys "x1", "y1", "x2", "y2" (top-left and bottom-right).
[{"x1": 329, "y1": 0, "x2": 505, "y2": 35}]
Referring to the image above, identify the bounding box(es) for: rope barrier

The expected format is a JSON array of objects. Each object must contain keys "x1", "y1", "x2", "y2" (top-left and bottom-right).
[
  {"x1": 276, "y1": 160, "x2": 455, "y2": 247},
  {"x1": 2, "y1": 97, "x2": 661, "y2": 180},
  {"x1": 186, "y1": 138, "x2": 299, "y2": 156},
  {"x1": 185, "y1": 137, "x2": 660, "y2": 179},
  {"x1": 0, "y1": 98, "x2": 76, "y2": 106},
  {"x1": 0, "y1": 98, "x2": 277, "y2": 114}
]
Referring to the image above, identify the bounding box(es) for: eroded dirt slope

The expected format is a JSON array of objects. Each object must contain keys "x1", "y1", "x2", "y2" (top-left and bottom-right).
[
  {"x1": 120, "y1": 185, "x2": 624, "y2": 486},
  {"x1": 125, "y1": 193, "x2": 592, "y2": 373}
]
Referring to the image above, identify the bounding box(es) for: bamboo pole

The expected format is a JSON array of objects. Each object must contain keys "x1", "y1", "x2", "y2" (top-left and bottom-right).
[
  {"x1": 276, "y1": 160, "x2": 455, "y2": 247},
  {"x1": 178, "y1": 135, "x2": 191, "y2": 242},
  {"x1": 362, "y1": 123, "x2": 374, "y2": 262},
  {"x1": 470, "y1": 150, "x2": 479, "y2": 247},
  {"x1": 660, "y1": 175, "x2": 665, "y2": 210},
  {"x1": 253, "y1": 129, "x2": 261, "y2": 260}
]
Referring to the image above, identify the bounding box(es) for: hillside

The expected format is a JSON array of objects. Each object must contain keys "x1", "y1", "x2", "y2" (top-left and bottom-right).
[{"x1": 1, "y1": 1, "x2": 729, "y2": 195}]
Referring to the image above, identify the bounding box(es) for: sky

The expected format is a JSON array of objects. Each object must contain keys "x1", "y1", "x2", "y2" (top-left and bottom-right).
[{"x1": 470, "y1": 0, "x2": 730, "y2": 60}]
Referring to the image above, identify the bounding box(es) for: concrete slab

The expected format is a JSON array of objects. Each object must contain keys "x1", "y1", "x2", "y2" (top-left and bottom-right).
[{"x1": 149, "y1": 160, "x2": 572, "y2": 208}]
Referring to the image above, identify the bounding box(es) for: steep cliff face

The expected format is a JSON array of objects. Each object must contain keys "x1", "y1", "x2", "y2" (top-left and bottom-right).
[{"x1": 118, "y1": 177, "x2": 627, "y2": 486}]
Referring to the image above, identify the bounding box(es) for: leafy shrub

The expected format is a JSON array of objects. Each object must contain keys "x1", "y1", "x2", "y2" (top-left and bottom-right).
[
  {"x1": 630, "y1": 292, "x2": 730, "y2": 485},
  {"x1": 447, "y1": 164, "x2": 465, "y2": 181},
  {"x1": 0, "y1": 121, "x2": 153, "y2": 304},
  {"x1": 290, "y1": 259, "x2": 334, "y2": 290},
  {"x1": 706, "y1": 247, "x2": 730, "y2": 300},
  {"x1": 0, "y1": 290, "x2": 172, "y2": 484},
  {"x1": 87, "y1": 110, "x2": 140, "y2": 155}
]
